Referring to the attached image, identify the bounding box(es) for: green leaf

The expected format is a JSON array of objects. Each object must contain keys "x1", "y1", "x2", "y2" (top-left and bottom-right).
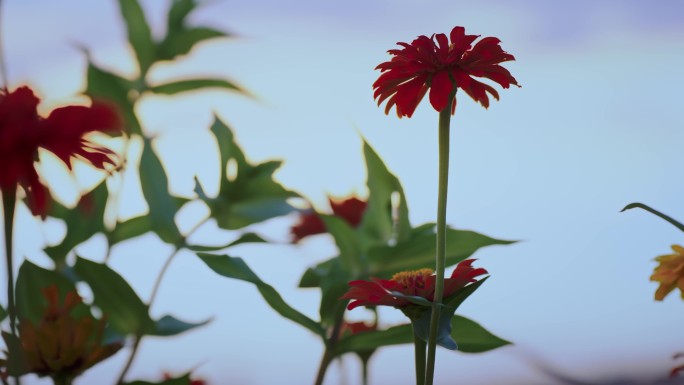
[
  {"x1": 412, "y1": 278, "x2": 489, "y2": 350},
  {"x1": 332, "y1": 314, "x2": 510, "y2": 356},
  {"x1": 185, "y1": 232, "x2": 266, "y2": 251},
  {"x1": 150, "y1": 78, "x2": 243, "y2": 95},
  {"x1": 84, "y1": 60, "x2": 141, "y2": 135},
  {"x1": 44, "y1": 182, "x2": 109, "y2": 266},
  {"x1": 196, "y1": 253, "x2": 323, "y2": 335},
  {"x1": 450, "y1": 315, "x2": 511, "y2": 353},
  {"x1": 118, "y1": 0, "x2": 155, "y2": 75},
  {"x1": 157, "y1": 27, "x2": 227, "y2": 61},
  {"x1": 621, "y1": 202, "x2": 684, "y2": 233},
  {"x1": 147, "y1": 315, "x2": 211, "y2": 337},
  {"x1": 107, "y1": 215, "x2": 153, "y2": 245},
  {"x1": 195, "y1": 117, "x2": 298, "y2": 230},
  {"x1": 359, "y1": 140, "x2": 412, "y2": 246},
  {"x1": 124, "y1": 373, "x2": 193, "y2": 385},
  {"x1": 0, "y1": 303, "x2": 5, "y2": 322},
  {"x1": 320, "y1": 215, "x2": 363, "y2": 274},
  {"x1": 140, "y1": 138, "x2": 184, "y2": 244},
  {"x1": 15, "y1": 260, "x2": 82, "y2": 323},
  {"x1": 73, "y1": 257, "x2": 151, "y2": 335},
  {"x1": 367, "y1": 226, "x2": 514, "y2": 277}
]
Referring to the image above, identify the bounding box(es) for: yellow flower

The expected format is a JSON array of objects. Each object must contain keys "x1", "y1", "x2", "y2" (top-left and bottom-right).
[{"x1": 651, "y1": 245, "x2": 684, "y2": 301}]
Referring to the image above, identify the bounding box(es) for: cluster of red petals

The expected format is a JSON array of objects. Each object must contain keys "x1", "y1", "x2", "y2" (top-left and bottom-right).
[
  {"x1": 342, "y1": 259, "x2": 487, "y2": 310},
  {"x1": 0, "y1": 86, "x2": 121, "y2": 215},
  {"x1": 340, "y1": 320, "x2": 376, "y2": 336},
  {"x1": 373, "y1": 26, "x2": 519, "y2": 118},
  {"x1": 291, "y1": 196, "x2": 367, "y2": 242}
]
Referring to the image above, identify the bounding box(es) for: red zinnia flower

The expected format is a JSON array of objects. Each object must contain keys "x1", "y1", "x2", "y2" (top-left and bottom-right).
[
  {"x1": 341, "y1": 259, "x2": 487, "y2": 312},
  {"x1": 373, "y1": 26, "x2": 519, "y2": 118},
  {"x1": 291, "y1": 196, "x2": 367, "y2": 242},
  {"x1": 0, "y1": 86, "x2": 121, "y2": 215}
]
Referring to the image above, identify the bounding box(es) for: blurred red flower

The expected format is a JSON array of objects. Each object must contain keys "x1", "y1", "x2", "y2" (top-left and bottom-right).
[
  {"x1": 373, "y1": 26, "x2": 519, "y2": 118},
  {"x1": 0, "y1": 86, "x2": 121, "y2": 214},
  {"x1": 291, "y1": 196, "x2": 367, "y2": 242},
  {"x1": 341, "y1": 259, "x2": 487, "y2": 312},
  {"x1": 340, "y1": 320, "x2": 376, "y2": 336}
]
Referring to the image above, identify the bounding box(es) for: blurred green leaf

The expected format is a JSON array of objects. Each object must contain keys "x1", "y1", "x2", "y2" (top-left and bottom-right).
[
  {"x1": 321, "y1": 215, "x2": 363, "y2": 274},
  {"x1": 140, "y1": 138, "x2": 184, "y2": 244},
  {"x1": 367, "y1": 226, "x2": 514, "y2": 277},
  {"x1": 124, "y1": 373, "x2": 193, "y2": 385},
  {"x1": 332, "y1": 313, "x2": 509, "y2": 356},
  {"x1": 359, "y1": 140, "x2": 411, "y2": 246},
  {"x1": 450, "y1": 315, "x2": 511, "y2": 353},
  {"x1": 0, "y1": 303, "x2": 5, "y2": 322},
  {"x1": 15, "y1": 260, "x2": 82, "y2": 323},
  {"x1": 73, "y1": 257, "x2": 152, "y2": 335},
  {"x1": 185, "y1": 232, "x2": 267, "y2": 251},
  {"x1": 150, "y1": 78, "x2": 243, "y2": 95},
  {"x1": 44, "y1": 182, "x2": 108, "y2": 266},
  {"x1": 107, "y1": 215, "x2": 153, "y2": 245},
  {"x1": 195, "y1": 117, "x2": 298, "y2": 230},
  {"x1": 84, "y1": 61, "x2": 141, "y2": 135},
  {"x1": 197, "y1": 253, "x2": 323, "y2": 335},
  {"x1": 118, "y1": 0, "x2": 155, "y2": 75},
  {"x1": 147, "y1": 315, "x2": 211, "y2": 337},
  {"x1": 412, "y1": 278, "x2": 489, "y2": 350},
  {"x1": 157, "y1": 0, "x2": 227, "y2": 61}
]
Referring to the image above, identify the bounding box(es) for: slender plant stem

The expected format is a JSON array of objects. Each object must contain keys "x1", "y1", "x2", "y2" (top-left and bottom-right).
[
  {"x1": 2, "y1": 190, "x2": 21, "y2": 385},
  {"x1": 361, "y1": 359, "x2": 369, "y2": 385},
  {"x1": 115, "y1": 216, "x2": 210, "y2": 385},
  {"x1": 424, "y1": 98, "x2": 454, "y2": 385},
  {"x1": 313, "y1": 303, "x2": 346, "y2": 385},
  {"x1": 413, "y1": 326, "x2": 426, "y2": 385}
]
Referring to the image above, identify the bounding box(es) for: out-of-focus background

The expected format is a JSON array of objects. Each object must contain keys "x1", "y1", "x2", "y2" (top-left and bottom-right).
[{"x1": 4, "y1": 0, "x2": 684, "y2": 384}]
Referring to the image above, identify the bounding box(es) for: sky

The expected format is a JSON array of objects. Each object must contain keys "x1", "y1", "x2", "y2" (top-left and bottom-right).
[{"x1": 3, "y1": 0, "x2": 684, "y2": 384}]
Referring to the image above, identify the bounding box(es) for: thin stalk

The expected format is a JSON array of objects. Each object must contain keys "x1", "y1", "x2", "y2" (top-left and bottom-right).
[
  {"x1": 413, "y1": 326, "x2": 426, "y2": 385},
  {"x1": 2, "y1": 190, "x2": 20, "y2": 385},
  {"x1": 424, "y1": 98, "x2": 454, "y2": 385},
  {"x1": 115, "y1": 216, "x2": 209, "y2": 385},
  {"x1": 313, "y1": 303, "x2": 346, "y2": 385},
  {"x1": 361, "y1": 360, "x2": 369, "y2": 385}
]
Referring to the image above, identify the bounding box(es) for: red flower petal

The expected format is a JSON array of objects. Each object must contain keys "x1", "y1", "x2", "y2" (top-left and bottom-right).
[{"x1": 428, "y1": 71, "x2": 454, "y2": 112}]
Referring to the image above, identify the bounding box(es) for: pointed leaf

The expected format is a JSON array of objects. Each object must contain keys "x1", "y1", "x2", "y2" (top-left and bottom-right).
[
  {"x1": 147, "y1": 314, "x2": 212, "y2": 337},
  {"x1": 368, "y1": 226, "x2": 514, "y2": 277},
  {"x1": 15, "y1": 260, "x2": 81, "y2": 323},
  {"x1": 320, "y1": 215, "x2": 363, "y2": 274},
  {"x1": 140, "y1": 138, "x2": 183, "y2": 244},
  {"x1": 0, "y1": 303, "x2": 5, "y2": 322},
  {"x1": 44, "y1": 182, "x2": 108, "y2": 266},
  {"x1": 359, "y1": 140, "x2": 411, "y2": 245},
  {"x1": 118, "y1": 0, "x2": 155, "y2": 75},
  {"x1": 107, "y1": 215, "x2": 153, "y2": 245},
  {"x1": 196, "y1": 117, "x2": 298, "y2": 230},
  {"x1": 185, "y1": 232, "x2": 266, "y2": 251},
  {"x1": 622, "y1": 202, "x2": 684, "y2": 233},
  {"x1": 73, "y1": 257, "x2": 152, "y2": 335},
  {"x1": 124, "y1": 373, "x2": 192, "y2": 385},
  {"x1": 450, "y1": 315, "x2": 511, "y2": 353},
  {"x1": 84, "y1": 60, "x2": 141, "y2": 135},
  {"x1": 150, "y1": 78, "x2": 243, "y2": 95},
  {"x1": 158, "y1": 27, "x2": 227, "y2": 61},
  {"x1": 196, "y1": 253, "x2": 323, "y2": 335}
]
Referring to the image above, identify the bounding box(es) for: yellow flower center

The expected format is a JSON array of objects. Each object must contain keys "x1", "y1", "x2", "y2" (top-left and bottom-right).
[{"x1": 392, "y1": 268, "x2": 434, "y2": 288}]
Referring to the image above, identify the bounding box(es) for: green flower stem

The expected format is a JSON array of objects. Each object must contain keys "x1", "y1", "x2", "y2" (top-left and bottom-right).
[
  {"x1": 115, "y1": 216, "x2": 210, "y2": 385},
  {"x1": 313, "y1": 303, "x2": 346, "y2": 385},
  {"x1": 3, "y1": 190, "x2": 21, "y2": 385},
  {"x1": 361, "y1": 359, "x2": 370, "y2": 385},
  {"x1": 413, "y1": 325, "x2": 426, "y2": 385},
  {"x1": 425, "y1": 98, "x2": 454, "y2": 385},
  {"x1": 52, "y1": 375, "x2": 73, "y2": 385},
  {"x1": 621, "y1": 202, "x2": 684, "y2": 233}
]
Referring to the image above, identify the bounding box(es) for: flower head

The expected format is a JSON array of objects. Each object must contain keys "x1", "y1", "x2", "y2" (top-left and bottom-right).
[
  {"x1": 0, "y1": 86, "x2": 121, "y2": 215},
  {"x1": 341, "y1": 259, "x2": 487, "y2": 314},
  {"x1": 373, "y1": 26, "x2": 519, "y2": 118},
  {"x1": 291, "y1": 196, "x2": 367, "y2": 242},
  {"x1": 0, "y1": 285, "x2": 122, "y2": 381},
  {"x1": 651, "y1": 245, "x2": 684, "y2": 301}
]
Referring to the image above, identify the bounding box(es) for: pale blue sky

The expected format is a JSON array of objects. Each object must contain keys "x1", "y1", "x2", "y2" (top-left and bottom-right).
[{"x1": 3, "y1": 1, "x2": 684, "y2": 384}]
